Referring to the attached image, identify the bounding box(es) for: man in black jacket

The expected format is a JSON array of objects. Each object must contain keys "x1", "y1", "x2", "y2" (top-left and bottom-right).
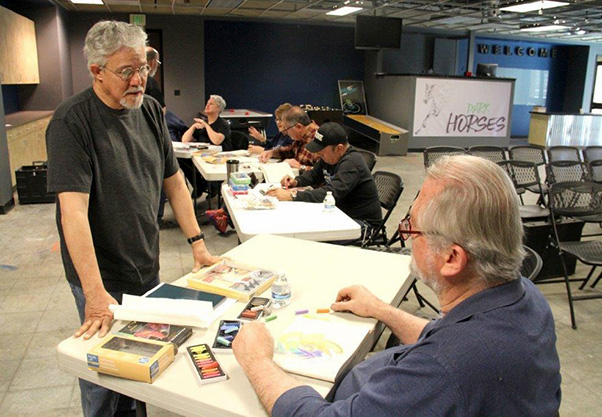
[{"x1": 267, "y1": 122, "x2": 382, "y2": 228}]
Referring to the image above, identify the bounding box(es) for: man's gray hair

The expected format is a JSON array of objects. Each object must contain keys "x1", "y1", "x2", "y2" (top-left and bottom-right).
[
  {"x1": 418, "y1": 155, "x2": 525, "y2": 285},
  {"x1": 84, "y1": 21, "x2": 147, "y2": 74},
  {"x1": 210, "y1": 95, "x2": 226, "y2": 112},
  {"x1": 283, "y1": 106, "x2": 311, "y2": 127}
]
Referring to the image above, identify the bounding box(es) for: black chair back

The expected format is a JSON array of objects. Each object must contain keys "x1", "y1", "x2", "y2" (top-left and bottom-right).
[
  {"x1": 521, "y1": 246, "x2": 543, "y2": 282},
  {"x1": 509, "y1": 145, "x2": 546, "y2": 165},
  {"x1": 364, "y1": 171, "x2": 404, "y2": 247},
  {"x1": 355, "y1": 149, "x2": 377, "y2": 172},
  {"x1": 583, "y1": 146, "x2": 602, "y2": 162},
  {"x1": 468, "y1": 145, "x2": 507, "y2": 163},
  {"x1": 546, "y1": 161, "x2": 590, "y2": 185},
  {"x1": 548, "y1": 146, "x2": 582, "y2": 163},
  {"x1": 423, "y1": 146, "x2": 468, "y2": 169},
  {"x1": 588, "y1": 160, "x2": 602, "y2": 183},
  {"x1": 230, "y1": 131, "x2": 249, "y2": 151}
]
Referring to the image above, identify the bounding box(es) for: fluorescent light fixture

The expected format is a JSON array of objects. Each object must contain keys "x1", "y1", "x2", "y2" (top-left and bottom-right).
[
  {"x1": 326, "y1": 6, "x2": 363, "y2": 16},
  {"x1": 501, "y1": 1, "x2": 568, "y2": 13},
  {"x1": 71, "y1": 0, "x2": 104, "y2": 4},
  {"x1": 520, "y1": 24, "x2": 570, "y2": 32}
]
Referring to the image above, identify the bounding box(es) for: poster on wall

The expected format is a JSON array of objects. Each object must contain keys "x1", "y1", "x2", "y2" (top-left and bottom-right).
[
  {"x1": 338, "y1": 80, "x2": 367, "y2": 115},
  {"x1": 413, "y1": 78, "x2": 512, "y2": 137}
]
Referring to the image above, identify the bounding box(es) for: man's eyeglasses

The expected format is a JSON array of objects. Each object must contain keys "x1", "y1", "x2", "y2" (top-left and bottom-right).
[
  {"x1": 398, "y1": 215, "x2": 423, "y2": 241},
  {"x1": 281, "y1": 124, "x2": 296, "y2": 133},
  {"x1": 102, "y1": 64, "x2": 150, "y2": 81}
]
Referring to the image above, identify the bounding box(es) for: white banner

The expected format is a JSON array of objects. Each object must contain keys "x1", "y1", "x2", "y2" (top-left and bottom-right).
[{"x1": 413, "y1": 78, "x2": 512, "y2": 137}]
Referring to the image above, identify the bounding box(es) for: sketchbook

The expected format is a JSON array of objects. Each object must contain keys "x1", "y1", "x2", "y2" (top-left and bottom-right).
[
  {"x1": 273, "y1": 316, "x2": 370, "y2": 383},
  {"x1": 259, "y1": 162, "x2": 296, "y2": 184}
]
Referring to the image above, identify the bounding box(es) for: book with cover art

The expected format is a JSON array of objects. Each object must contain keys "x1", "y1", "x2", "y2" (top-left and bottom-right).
[
  {"x1": 186, "y1": 260, "x2": 277, "y2": 301},
  {"x1": 116, "y1": 321, "x2": 192, "y2": 347},
  {"x1": 145, "y1": 283, "x2": 226, "y2": 308}
]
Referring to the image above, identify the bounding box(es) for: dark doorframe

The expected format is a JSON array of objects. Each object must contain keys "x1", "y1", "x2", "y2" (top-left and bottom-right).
[
  {"x1": 591, "y1": 55, "x2": 602, "y2": 114},
  {"x1": 146, "y1": 29, "x2": 164, "y2": 93}
]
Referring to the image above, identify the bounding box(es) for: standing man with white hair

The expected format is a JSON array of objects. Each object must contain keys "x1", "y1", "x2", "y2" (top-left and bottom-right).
[
  {"x1": 233, "y1": 155, "x2": 562, "y2": 416},
  {"x1": 182, "y1": 94, "x2": 232, "y2": 151},
  {"x1": 46, "y1": 20, "x2": 220, "y2": 416}
]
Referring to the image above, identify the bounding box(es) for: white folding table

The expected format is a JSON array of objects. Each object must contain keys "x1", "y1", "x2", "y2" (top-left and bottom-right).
[
  {"x1": 221, "y1": 184, "x2": 361, "y2": 243},
  {"x1": 57, "y1": 235, "x2": 412, "y2": 417}
]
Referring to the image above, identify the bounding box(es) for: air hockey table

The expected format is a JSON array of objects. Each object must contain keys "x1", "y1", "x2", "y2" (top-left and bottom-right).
[{"x1": 220, "y1": 109, "x2": 273, "y2": 141}]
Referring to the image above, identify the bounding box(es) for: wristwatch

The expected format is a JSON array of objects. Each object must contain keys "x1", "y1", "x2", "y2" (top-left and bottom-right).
[
  {"x1": 187, "y1": 232, "x2": 205, "y2": 245},
  {"x1": 290, "y1": 189, "x2": 298, "y2": 200},
  {"x1": 300, "y1": 165, "x2": 307, "y2": 172}
]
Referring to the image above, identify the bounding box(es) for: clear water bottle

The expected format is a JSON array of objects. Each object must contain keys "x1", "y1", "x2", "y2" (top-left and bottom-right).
[
  {"x1": 323, "y1": 191, "x2": 336, "y2": 212},
  {"x1": 271, "y1": 272, "x2": 291, "y2": 309}
]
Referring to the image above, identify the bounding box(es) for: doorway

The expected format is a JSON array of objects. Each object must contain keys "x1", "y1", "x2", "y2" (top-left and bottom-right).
[{"x1": 592, "y1": 55, "x2": 602, "y2": 114}]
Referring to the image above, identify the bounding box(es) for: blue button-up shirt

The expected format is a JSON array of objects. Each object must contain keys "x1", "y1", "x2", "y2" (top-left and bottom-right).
[{"x1": 273, "y1": 278, "x2": 561, "y2": 417}]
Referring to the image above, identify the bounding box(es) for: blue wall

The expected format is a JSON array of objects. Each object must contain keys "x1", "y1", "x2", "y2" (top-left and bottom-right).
[
  {"x1": 1, "y1": 86, "x2": 20, "y2": 114},
  {"x1": 204, "y1": 20, "x2": 364, "y2": 136},
  {"x1": 473, "y1": 37, "x2": 577, "y2": 137}
]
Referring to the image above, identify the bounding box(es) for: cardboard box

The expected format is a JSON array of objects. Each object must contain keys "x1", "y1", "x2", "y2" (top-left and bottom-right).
[{"x1": 87, "y1": 335, "x2": 175, "y2": 383}]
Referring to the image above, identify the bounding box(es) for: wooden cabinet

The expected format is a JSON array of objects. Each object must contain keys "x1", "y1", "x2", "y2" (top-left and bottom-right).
[
  {"x1": 6, "y1": 116, "x2": 51, "y2": 187},
  {"x1": 0, "y1": 6, "x2": 40, "y2": 85}
]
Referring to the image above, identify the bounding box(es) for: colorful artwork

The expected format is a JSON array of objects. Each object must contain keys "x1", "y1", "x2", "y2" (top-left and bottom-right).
[{"x1": 277, "y1": 332, "x2": 343, "y2": 359}]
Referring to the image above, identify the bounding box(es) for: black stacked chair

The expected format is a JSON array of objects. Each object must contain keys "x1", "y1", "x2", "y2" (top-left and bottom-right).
[
  {"x1": 362, "y1": 171, "x2": 404, "y2": 248},
  {"x1": 588, "y1": 160, "x2": 602, "y2": 183},
  {"x1": 521, "y1": 246, "x2": 543, "y2": 282},
  {"x1": 423, "y1": 146, "x2": 468, "y2": 169},
  {"x1": 468, "y1": 145, "x2": 507, "y2": 163},
  {"x1": 583, "y1": 146, "x2": 602, "y2": 163},
  {"x1": 509, "y1": 145, "x2": 547, "y2": 165},
  {"x1": 546, "y1": 161, "x2": 590, "y2": 185},
  {"x1": 548, "y1": 181, "x2": 602, "y2": 329},
  {"x1": 498, "y1": 160, "x2": 549, "y2": 221},
  {"x1": 355, "y1": 149, "x2": 377, "y2": 172},
  {"x1": 548, "y1": 146, "x2": 582, "y2": 163},
  {"x1": 230, "y1": 131, "x2": 249, "y2": 151}
]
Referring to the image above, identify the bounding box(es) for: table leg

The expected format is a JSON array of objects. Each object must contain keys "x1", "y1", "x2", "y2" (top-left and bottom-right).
[
  {"x1": 192, "y1": 167, "x2": 197, "y2": 215},
  {"x1": 135, "y1": 400, "x2": 147, "y2": 417}
]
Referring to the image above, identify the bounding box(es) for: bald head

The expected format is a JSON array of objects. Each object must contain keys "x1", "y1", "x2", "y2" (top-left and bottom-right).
[{"x1": 146, "y1": 46, "x2": 160, "y2": 76}]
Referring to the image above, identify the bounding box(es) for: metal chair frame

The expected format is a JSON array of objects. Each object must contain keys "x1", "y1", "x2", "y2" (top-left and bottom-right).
[
  {"x1": 355, "y1": 149, "x2": 377, "y2": 172},
  {"x1": 362, "y1": 171, "x2": 404, "y2": 248},
  {"x1": 423, "y1": 146, "x2": 468, "y2": 169},
  {"x1": 521, "y1": 246, "x2": 543, "y2": 282},
  {"x1": 547, "y1": 145, "x2": 583, "y2": 163},
  {"x1": 546, "y1": 161, "x2": 590, "y2": 186},
  {"x1": 548, "y1": 181, "x2": 602, "y2": 329},
  {"x1": 583, "y1": 146, "x2": 602, "y2": 163},
  {"x1": 468, "y1": 145, "x2": 507, "y2": 164},
  {"x1": 498, "y1": 160, "x2": 549, "y2": 221}
]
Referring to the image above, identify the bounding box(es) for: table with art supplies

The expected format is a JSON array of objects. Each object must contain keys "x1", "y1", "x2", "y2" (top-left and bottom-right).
[
  {"x1": 56, "y1": 235, "x2": 413, "y2": 417},
  {"x1": 221, "y1": 182, "x2": 362, "y2": 243}
]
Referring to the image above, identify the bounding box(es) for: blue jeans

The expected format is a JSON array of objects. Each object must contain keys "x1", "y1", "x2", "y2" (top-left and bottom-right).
[{"x1": 69, "y1": 276, "x2": 160, "y2": 417}]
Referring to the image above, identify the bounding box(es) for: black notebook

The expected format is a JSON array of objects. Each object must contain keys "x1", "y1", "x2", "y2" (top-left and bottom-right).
[{"x1": 145, "y1": 283, "x2": 226, "y2": 308}]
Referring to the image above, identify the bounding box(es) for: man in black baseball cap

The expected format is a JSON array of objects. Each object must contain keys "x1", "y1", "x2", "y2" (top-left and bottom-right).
[{"x1": 267, "y1": 122, "x2": 382, "y2": 230}]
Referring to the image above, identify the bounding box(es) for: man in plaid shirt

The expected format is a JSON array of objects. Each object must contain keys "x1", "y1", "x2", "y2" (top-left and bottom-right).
[{"x1": 259, "y1": 106, "x2": 320, "y2": 173}]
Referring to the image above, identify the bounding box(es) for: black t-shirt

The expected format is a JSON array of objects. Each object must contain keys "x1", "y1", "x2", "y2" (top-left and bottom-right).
[
  {"x1": 192, "y1": 117, "x2": 232, "y2": 151},
  {"x1": 46, "y1": 87, "x2": 179, "y2": 292},
  {"x1": 145, "y1": 76, "x2": 165, "y2": 108}
]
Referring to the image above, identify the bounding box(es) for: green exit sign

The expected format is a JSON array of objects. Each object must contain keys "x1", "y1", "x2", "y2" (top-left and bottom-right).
[{"x1": 130, "y1": 14, "x2": 146, "y2": 27}]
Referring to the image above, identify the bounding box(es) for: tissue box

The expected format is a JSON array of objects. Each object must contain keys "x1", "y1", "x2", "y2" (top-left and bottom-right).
[{"x1": 87, "y1": 335, "x2": 175, "y2": 383}]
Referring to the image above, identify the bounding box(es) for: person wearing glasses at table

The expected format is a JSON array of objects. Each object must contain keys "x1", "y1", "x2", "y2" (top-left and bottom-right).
[
  {"x1": 234, "y1": 155, "x2": 561, "y2": 417},
  {"x1": 259, "y1": 106, "x2": 320, "y2": 172},
  {"x1": 144, "y1": 46, "x2": 166, "y2": 113},
  {"x1": 248, "y1": 103, "x2": 294, "y2": 155},
  {"x1": 46, "y1": 21, "x2": 221, "y2": 417}
]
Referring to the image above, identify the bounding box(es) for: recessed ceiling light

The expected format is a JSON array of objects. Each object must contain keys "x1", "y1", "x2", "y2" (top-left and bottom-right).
[
  {"x1": 71, "y1": 0, "x2": 104, "y2": 4},
  {"x1": 520, "y1": 24, "x2": 570, "y2": 32},
  {"x1": 501, "y1": 1, "x2": 568, "y2": 13},
  {"x1": 326, "y1": 6, "x2": 363, "y2": 16}
]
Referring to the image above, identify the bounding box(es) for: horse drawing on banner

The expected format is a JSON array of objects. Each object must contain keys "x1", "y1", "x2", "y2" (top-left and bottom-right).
[{"x1": 415, "y1": 83, "x2": 444, "y2": 135}]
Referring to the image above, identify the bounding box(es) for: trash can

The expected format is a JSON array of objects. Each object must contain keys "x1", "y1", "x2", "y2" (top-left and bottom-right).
[{"x1": 15, "y1": 161, "x2": 55, "y2": 204}]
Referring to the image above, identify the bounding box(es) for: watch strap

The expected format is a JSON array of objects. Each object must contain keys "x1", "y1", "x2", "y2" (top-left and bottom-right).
[{"x1": 187, "y1": 232, "x2": 205, "y2": 245}]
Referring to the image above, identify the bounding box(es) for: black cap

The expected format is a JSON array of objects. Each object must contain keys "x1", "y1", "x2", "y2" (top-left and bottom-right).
[{"x1": 306, "y1": 122, "x2": 348, "y2": 153}]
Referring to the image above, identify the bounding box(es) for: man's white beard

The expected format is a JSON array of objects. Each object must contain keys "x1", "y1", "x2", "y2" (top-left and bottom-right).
[
  {"x1": 120, "y1": 88, "x2": 144, "y2": 109},
  {"x1": 410, "y1": 254, "x2": 443, "y2": 296}
]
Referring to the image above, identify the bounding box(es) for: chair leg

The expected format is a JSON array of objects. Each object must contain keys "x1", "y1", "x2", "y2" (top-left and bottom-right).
[
  {"x1": 591, "y1": 270, "x2": 602, "y2": 288},
  {"x1": 412, "y1": 284, "x2": 425, "y2": 308},
  {"x1": 558, "y1": 251, "x2": 578, "y2": 329},
  {"x1": 579, "y1": 266, "x2": 596, "y2": 290}
]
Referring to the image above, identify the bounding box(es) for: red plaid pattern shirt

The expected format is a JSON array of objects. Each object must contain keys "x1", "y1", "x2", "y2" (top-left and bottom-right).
[{"x1": 278, "y1": 123, "x2": 320, "y2": 167}]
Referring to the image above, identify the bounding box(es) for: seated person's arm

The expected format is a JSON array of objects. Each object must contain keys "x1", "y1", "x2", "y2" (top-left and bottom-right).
[
  {"x1": 248, "y1": 145, "x2": 265, "y2": 155},
  {"x1": 182, "y1": 121, "x2": 201, "y2": 143},
  {"x1": 248, "y1": 126, "x2": 266, "y2": 143},
  {"x1": 331, "y1": 285, "x2": 428, "y2": 345},
  {"x1": 198, "y1": 118, "x2": 225, "y2": 145}
]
